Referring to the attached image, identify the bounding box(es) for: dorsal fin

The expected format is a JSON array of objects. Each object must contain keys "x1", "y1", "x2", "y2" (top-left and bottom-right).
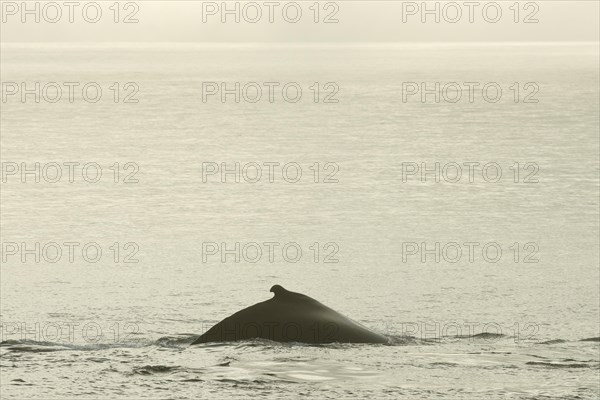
[
  {"x1": 270, "y1": 284, "x2": 288, "y2": 297},
  {"x1": 269, "y1": 285, "x2": 316, "y2": 304}
]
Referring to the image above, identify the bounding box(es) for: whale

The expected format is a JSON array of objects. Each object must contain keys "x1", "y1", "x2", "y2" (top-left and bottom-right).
[{"x1": 191, "y1": 285, "x2": 388, "y2": 345}]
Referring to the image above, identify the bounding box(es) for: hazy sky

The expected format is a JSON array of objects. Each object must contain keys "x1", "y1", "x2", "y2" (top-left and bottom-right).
[{"x1": 1, "y1": 1, "x2": 599, "y2": 42}]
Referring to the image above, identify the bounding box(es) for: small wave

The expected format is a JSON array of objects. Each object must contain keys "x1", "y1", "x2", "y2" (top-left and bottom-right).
[
  {"x1": 181, "y1": 378, "x2": 204, "y2": 382},
  {"x1": 0, "y1": 339, "x2": 150, "y2": 353},
  {"x1": 155, "y1": 334, "x2": 197, "y2": 348},
  {"x1": 386, "y1": 335, "x2": 426, "y2": 346},
  {"x1": 1, "y1": 339, "x2": 57, "y2": 347},
  {"x1": 579, "y1": 336, "x2": 600, "y2": 342},
  {"x1": 526, "y1": 361, "x2": 594, "y2": 369},
  {"x1": 537, "y1": 339, "x2": 567, "y2": 345},
  {"x1": 9, "y1": 378, "x2": 34, "y2": 386},
  {"x1": 536, "y1": 337, "x2": 600, "y2": 344},
  {"x1": 215, "y1": 378, "x2": 270, "y2": 385},
  {"x1": 132, "y1": 365, "x2": 181, "y2": 375},
  {"x1": 1, "y1": 340, "x2": 71, "y2": 353},
  {"x1": 429, "y1": 362, "x2": 458, "y2": 367},
  {"x1": 455, "y1": 332, "x2": 506, "y2": 340}
]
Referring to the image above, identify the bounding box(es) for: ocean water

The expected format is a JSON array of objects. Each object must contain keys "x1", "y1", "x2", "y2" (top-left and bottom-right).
[{"x1": 1, "y1": 43, "x2": 599, "y2": 399}]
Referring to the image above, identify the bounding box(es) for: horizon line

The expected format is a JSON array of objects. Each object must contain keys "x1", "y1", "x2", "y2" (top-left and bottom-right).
[{"x1": 2, "y1": 41, "x2": 599, "y2": 46}]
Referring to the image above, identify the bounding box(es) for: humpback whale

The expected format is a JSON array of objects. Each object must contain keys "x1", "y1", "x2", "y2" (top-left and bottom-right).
[{"x1": 191, "y1": 285, "x2": 388, "y2": 345}]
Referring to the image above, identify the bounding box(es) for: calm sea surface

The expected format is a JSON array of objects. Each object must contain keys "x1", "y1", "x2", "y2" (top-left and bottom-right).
[{"x1": 1, "y1": 43, "x2": 599, "y2": 399}]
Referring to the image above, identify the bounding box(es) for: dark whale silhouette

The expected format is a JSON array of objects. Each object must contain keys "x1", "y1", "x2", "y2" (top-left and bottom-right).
[{"x1": 191, "y1": 285, "x2": 388, "y2": 344}]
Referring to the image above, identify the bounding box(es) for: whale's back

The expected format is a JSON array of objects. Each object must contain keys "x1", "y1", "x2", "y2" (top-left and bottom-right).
[{"x1": 191, "y1": 285, "x2": 387, "y2": 344}]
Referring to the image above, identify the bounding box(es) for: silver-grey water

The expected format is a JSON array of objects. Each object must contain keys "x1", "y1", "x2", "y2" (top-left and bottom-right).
[{"x1": 1, "y1": 43, "x2": 599, "y2": 399}]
